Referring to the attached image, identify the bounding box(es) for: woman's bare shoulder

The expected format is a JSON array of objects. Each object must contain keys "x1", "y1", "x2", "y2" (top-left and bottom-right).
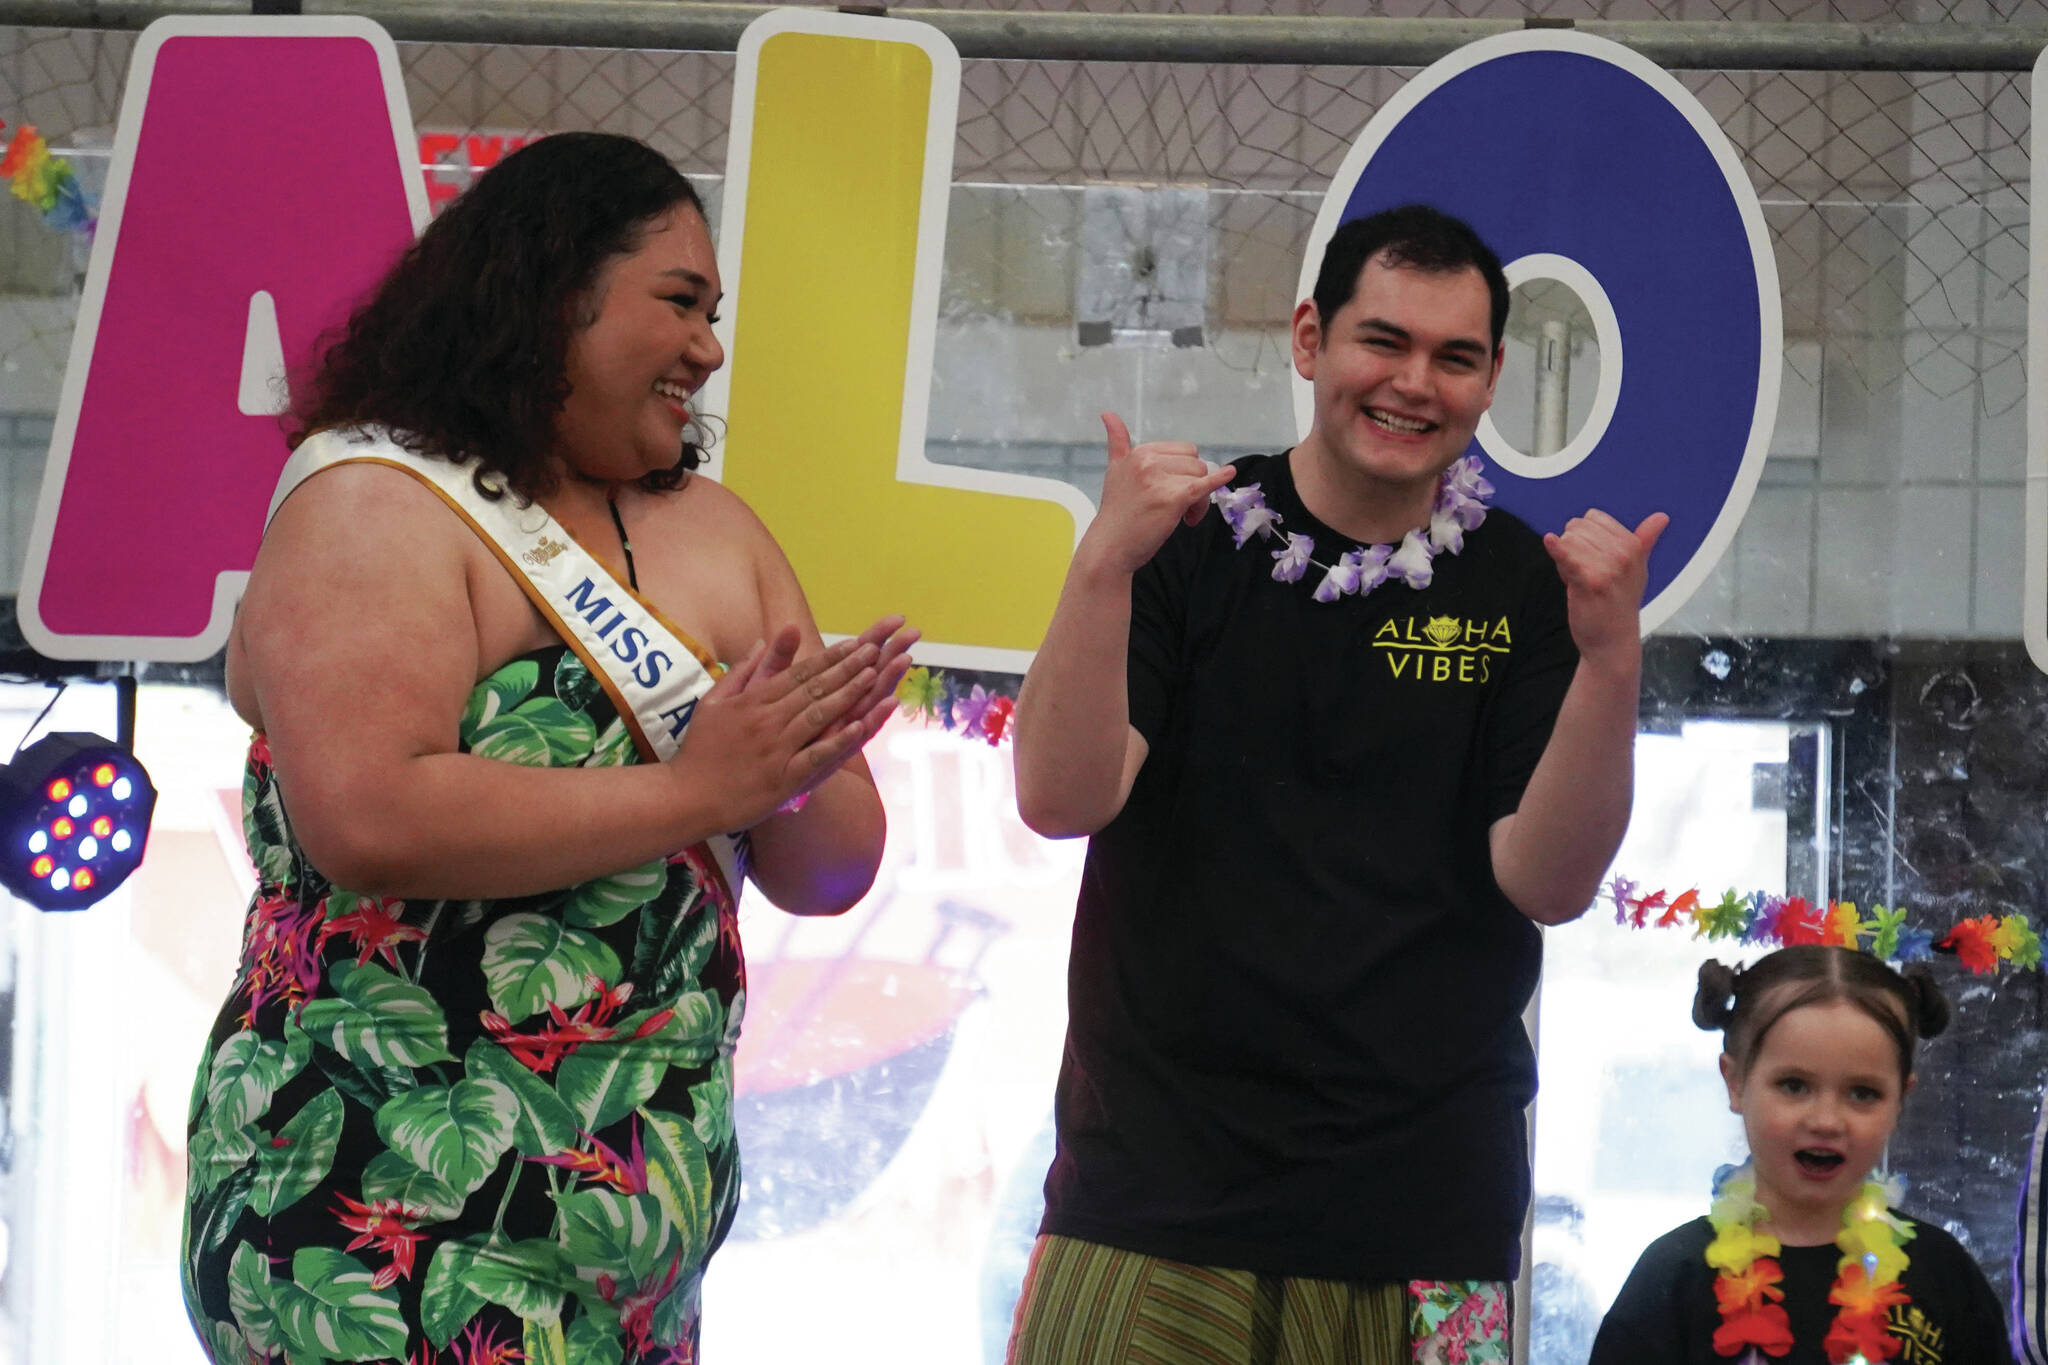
[
  {"x1": 651, "y1": 471, "x2": 785, "y2": 561},
  {"x1": 265, "y1": 456, "x2": 473, "y2": 538}
]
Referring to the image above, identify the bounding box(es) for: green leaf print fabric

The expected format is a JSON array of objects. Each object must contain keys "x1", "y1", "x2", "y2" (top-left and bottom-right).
[{"x1": 184, "y1": 647, "x2": 746, "y2": 1364}]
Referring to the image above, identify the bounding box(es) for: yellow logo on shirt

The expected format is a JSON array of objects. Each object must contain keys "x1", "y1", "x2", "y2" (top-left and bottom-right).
[
  {"x1": 1371, "y1": 614, "x2": 1512, "y2": 684},
  {"x1": 1887, "y1": 1303, "x2": 1944, "y2": 1364}
]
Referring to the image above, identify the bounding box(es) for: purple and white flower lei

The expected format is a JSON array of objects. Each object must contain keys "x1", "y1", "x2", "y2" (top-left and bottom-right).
[{"x1": 1210, "y1": 455, "x2": 1494, "y2": 603}]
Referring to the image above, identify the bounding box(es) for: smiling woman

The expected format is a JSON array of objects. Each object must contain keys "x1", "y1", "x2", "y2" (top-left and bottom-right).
[{"x1": 179, "y1": 133, "x2": 917, "y2": 1363}]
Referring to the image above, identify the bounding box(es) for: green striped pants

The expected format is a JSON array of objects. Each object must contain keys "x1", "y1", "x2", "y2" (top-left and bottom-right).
[{"x1": 1004, "y1": 1234, "x2": 1509, "y2": 1365}]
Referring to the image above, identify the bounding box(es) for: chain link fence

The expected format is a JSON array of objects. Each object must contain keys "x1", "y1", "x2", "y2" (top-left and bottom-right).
[{"x1": 0, "y1": 2, "x2": 2036, "y2": 443}]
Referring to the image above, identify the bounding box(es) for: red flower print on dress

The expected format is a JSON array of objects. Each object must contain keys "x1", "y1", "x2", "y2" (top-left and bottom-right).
[
  {"x1": 479, "y1": 976, "x2": 673, "y2": 1074},
  {"x1": 331, "y1": 1193, "x2": 427, "y2": 1289},
  {"x1": 236, "y1": 888, "x2": 325, "y2": 1027},
  {"x1": 318, "y1": 895, "x2": 429, "y2": 969},
  {"x1": 616, "y1": 1251, "x2": 688, "y2": 1358},
  {"x1": 451, "y1": 1321, "x2": 525, "y2": 1365},
  {"x1": 673, "y1": 844, "x2": 734, "y2": 917},
  {"x1": 528, "y1": 1118, "x2": 648, "y2": 1196}
]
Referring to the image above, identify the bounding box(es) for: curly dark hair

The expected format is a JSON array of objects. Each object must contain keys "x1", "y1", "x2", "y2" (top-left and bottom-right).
[{"x1": 288, "y1": 131, "x2": 710, "y2": 501}]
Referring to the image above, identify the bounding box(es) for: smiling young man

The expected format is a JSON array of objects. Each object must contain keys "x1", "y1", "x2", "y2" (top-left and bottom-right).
[{"x1": 1008, "y1": 204, "x2": 1667, "y2": 1365}]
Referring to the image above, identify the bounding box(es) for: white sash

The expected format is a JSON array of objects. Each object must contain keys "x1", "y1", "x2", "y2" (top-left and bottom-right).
[{"x1": 267, "y1": 426, "x2": 744, "y2": 900}]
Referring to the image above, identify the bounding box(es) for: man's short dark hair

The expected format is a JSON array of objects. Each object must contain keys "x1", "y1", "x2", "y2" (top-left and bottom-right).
[{"x1": 1311, "y1": 204, "x2": 1510, "y2": 352}]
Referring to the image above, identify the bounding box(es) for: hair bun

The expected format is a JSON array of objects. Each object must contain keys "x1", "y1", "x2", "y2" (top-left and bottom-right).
[
  {"x1": 1902, "y1": 965, "x2": 1951, "y2": 1040},
  {"x1": 1693, "y1": 960, "x2": 1739, "y2": 1031}
]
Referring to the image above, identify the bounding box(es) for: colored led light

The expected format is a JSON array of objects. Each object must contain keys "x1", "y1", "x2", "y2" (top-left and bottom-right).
[
  {"x1": 51, "y1": 818, "x2": 72, "y2": 839},
  {"x1": 27, "y1": 831, "x2": 45, "y2": 854},
  {"x1": 71, "y1": 869, "x2": 93, "y2": 891},
  {"x1": 90, "y1": 817, "x2": 110, "y2": 838},
  {"x1": 111, "y1": 830, "x2": 132, "y2": 854},
  {"x1": 77, "y1": 836, "x2": 98, "y2": 860},
  {"x1": 111, "y1": 778, "x2": 132, "y2": 801},
  {"x1": 46, "y1": 778, "x2": 70, "y2": 802},
  {"x1": 92, "y1": 764, "x2": 116, "y2": 787},
  {"x1": 29, "y1": 856, "x2": 52, "y2": 879}
]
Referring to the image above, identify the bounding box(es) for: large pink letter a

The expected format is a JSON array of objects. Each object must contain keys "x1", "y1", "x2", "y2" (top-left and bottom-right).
[{"x1": 20, "y1": 18, "x2": 424, "y2": 661}]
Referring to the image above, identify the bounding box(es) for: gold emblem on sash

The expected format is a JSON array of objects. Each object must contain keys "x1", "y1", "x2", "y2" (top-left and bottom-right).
[{"x1": 522, "y1": 535, "x2": 570, "y2": 568}]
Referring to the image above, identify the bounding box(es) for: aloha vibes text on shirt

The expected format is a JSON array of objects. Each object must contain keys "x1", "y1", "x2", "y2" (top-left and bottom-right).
[
  {"x1": 1371, "y1": 612, "x2": 1514, "y2": 685},
  {"x1": 1887, "y1": 1301, "x2": 1946, "y2": 1365}
]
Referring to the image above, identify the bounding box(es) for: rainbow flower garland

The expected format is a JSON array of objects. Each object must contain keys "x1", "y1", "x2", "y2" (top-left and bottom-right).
[
  {"x1": 1605, "y1": 876, "x2": 2042, "y2": 975},
  {"x1": 894, "y1": 666, "x2": 1015, "y2": 747},
  {"x1": 1, "y1": 122, "x2": 95, "y2": 236},
  {"x1": 1706, "y1": 1160, "x2": 1914, "y2": 1363}
]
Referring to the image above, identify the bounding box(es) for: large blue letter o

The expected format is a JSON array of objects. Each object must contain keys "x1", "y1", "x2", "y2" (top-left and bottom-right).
[{"x1": 1297, "y1": 32, "x2": 1781, "y2": 631}]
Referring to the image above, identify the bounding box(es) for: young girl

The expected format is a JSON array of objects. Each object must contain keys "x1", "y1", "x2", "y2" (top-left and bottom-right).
[{"x1": 1588, "y1": 945, "x2": 2014, "y2": 1364}]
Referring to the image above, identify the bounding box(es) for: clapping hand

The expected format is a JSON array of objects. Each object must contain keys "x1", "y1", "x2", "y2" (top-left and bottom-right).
[{"x1": 676, "y1": 615, "x2": 917, "y2": 828}]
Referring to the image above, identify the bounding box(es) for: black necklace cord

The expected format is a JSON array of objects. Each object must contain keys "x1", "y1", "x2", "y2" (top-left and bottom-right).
[{"x1": 607, "y1": 494, "x2": 639, "y2": 591}]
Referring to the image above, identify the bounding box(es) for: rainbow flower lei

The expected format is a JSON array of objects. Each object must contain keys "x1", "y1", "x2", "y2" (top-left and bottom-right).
[
  {"x1": 1210, "y1": 454, "x2": 1493, "y2": 602},
  {"x1": 1605, "y1": 876, "x2": 2042, "y2": 975},
  {"x1": 1706, "y1": 1160, "x2": 1914, "y2": 1363},
  {"x1": 0, "y1": 122, "x2": 95, "y2": 236}
]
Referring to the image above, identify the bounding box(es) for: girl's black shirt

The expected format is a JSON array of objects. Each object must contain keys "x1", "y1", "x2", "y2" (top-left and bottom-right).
[{"x1": 1591, "y1": 1213, "x2": 2016, "y2": 1365}]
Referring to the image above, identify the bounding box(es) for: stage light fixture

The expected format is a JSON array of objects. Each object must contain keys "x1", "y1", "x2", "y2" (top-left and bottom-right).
[{"x1": 0, "y1": 733, "x2": 155, "y2": 911}]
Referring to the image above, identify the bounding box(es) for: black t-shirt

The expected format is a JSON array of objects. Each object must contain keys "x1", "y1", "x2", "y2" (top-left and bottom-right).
[
  {"x1": 1590, "y1": 1214, "x2": 2017, "y2": 1365},
  {"x1": 1039, "y1": 451, "x2": 1579, "y2": 1283}
]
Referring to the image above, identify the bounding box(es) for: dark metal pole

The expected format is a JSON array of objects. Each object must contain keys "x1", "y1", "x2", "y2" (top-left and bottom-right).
[{"x1": 113, "y1": 673, "x2": 135, "y2": 753}]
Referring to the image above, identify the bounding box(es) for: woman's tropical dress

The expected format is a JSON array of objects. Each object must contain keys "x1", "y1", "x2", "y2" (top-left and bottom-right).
[{"x1": 183, "y1": 646, "x2": 745, "y2": 1365}]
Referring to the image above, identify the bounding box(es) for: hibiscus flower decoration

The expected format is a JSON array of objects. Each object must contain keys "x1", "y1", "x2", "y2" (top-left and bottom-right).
[
  {"x1": 1824, "y1": 900, "x2": 1867, "y2": 950},
  {"x1": 1892, "y1": 924, "x2": 1936, "y2": 963},
  {"x1": 1776, "y1": 896, "x2": 1830, "y2": 946},
  {"x1": 1269, "y1": 532, "x2": 1314, "y2": 584},
  {"x1": 1824, "y1": 1264, "x2": 1909, "y2": 1362},
  {"x1": 1658, "y1": 888, "x2": 1700, "y2": 929},
  {"x1": 1385, "y1": 529, "x2": 1436, "y2": 590},
  {"x1": 1700, "y1": 889, "x2": 1748, "y2": 941},
  {"x1": 1713, "y1": 1256, "x2": 1786, "y2": 1316},
  {"x1": 1991, "y1": 913, "x2": 2042, "y2": 970},
  {"x1": 1705, "y1": 1225, "x2": 1781, "y2": 1274},
  {"x1": 952, "y1": 684, "x2": 994, "y2": 736},
  {"x1": 1709, "y1": 1257, "x2": 1793, "y2": 1359},
  {"x1": 894, "y1": 666, "x2": 945, "y2": 722},
  {"x1": 1311, "y1": 548, "x2": 1365, "y2": 603},
  {"x1": 1869, "y1": 904, "x2": 1909, "y2": 960},
  {"x1": 981, "y1": 695, "x2": 1016, "y2": 745},
  {"x1": 1426, "y1": 503, "x2": 1468, "y2": 555},
  {"x1": 1229, "y1": 501, "x2": 1282, "y2": 547},
  {"x1": 1606, "y1": 875, "x2": 1638, "y2": 925},
  {"x1": 1938, "y1": 915, "x2": 2000, "y2": 974},
  {"x1": 1439, "y1": 455, "x2": 1494, "y2": 509}
]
